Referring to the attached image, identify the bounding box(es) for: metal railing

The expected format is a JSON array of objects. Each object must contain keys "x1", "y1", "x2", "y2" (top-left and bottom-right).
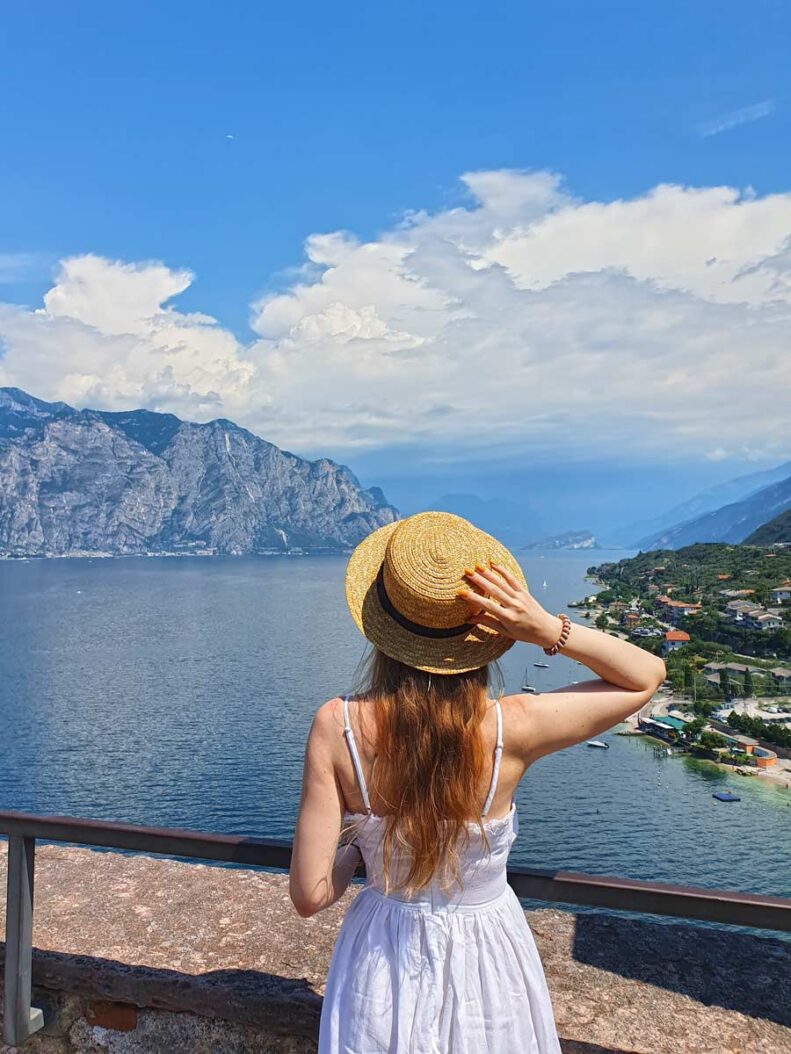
[{"x1": 2, "y1": 807, "x2": 790, "y2": 1046}]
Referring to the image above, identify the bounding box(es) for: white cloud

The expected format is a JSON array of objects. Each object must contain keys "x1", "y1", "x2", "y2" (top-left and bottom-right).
[
  {"x1": 0, "y1": 255, "x2": 254, "y2": 419},
  {"x1": 1, "y1": 171, "x2": 790, "y2": 464}
]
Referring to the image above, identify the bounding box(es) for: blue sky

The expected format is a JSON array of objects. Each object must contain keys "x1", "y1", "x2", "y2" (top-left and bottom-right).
[{"x1": 1, "y1": 1, "x2": 790, "y2": 536}]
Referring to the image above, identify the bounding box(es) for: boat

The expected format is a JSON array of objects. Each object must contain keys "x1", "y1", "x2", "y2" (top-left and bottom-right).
[
  {"x1": 521, "y1": 667, "x2": 538, "y2": 693},
  {"x1": 712, "y1": 789, "x2": 740, "y2": 802},
  {"x1": 542, "y1": 580, "x2": 547, "y2": 589},
  {"x1": 533, "y1": 661, "x2": 549, "y2": 669},
  {"x1": 586, "y1": 740, "x2": 609, "y2": 749}
]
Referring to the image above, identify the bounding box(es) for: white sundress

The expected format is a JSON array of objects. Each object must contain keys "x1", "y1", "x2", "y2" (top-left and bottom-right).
[{"x1": 318, "y1": 696, "x2": 562, "y2": 1054}]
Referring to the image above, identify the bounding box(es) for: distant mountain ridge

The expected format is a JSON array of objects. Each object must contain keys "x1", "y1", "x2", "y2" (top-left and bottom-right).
[
  {"x1": 430, "y1": 493, "x2": 545, "y2": 546},
  {"x1": 523, "y1": 530, "x2": 600, "y2": 551},
  {"x1": 635, "y1": 474, "x2": 791, "y2": 551},
  {"x1": 626, "y1": 459, "x2": 791, "y2": 549},
  {"x1": 0, "y1": 388, "x2": 398, "y2": 556}
]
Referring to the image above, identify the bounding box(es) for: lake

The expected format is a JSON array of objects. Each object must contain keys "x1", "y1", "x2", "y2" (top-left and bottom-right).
[{"x1": 1, "y1": 551, "x2": 789, "y2": 898}]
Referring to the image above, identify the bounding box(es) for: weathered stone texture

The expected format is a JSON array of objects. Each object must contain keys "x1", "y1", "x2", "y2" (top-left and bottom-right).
[
  {"x1": 0, "y1": 388, "x2": 398, "y2": 556},
  {"x1": 1, "y1": 841, "x2": 790, "y2": 1053},
  {"x1": 0, "y1": 991, "x2": 315, "y2": 1053}
]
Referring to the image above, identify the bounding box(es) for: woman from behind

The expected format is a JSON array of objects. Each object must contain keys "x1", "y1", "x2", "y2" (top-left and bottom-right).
[{"x1": 290, "y1": 512, "x2": 666, "y2": 1053}]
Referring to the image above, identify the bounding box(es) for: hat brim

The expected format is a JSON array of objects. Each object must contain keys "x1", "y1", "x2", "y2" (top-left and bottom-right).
[{"x1": 345, "y1": 519, "x2": 528, "y2": 674}]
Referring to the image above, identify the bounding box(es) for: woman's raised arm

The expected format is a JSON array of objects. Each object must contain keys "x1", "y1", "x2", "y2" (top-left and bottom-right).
[{"x1": 460, "y1": 564, "x2": 666, "y2": 763}]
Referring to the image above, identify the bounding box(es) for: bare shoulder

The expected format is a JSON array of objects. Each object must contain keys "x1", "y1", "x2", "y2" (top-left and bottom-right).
[
  {"x1": 500, "y1": 692, "x2": 542, "y2": 759},
  {"x1": 309, "y1": 697, "x2": 346, "y2": 745}
]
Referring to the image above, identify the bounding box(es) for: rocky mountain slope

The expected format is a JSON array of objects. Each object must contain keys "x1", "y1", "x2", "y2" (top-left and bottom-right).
[
  {"x1": 635, "y1": 474, "x2": 791, "y2": 551},
  {"x1": 0, "y1": 388, "x2": 398, "y2": 556}
]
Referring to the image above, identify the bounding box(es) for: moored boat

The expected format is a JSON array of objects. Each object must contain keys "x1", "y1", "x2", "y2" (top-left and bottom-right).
[{"x1": 521, "y1": 667, "x2": 537, "y2": 692}]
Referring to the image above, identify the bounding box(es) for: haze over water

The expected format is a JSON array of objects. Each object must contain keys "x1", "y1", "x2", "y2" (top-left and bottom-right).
[{"x1": 1, "y1": 552, "x2": 789, "y2": 899}]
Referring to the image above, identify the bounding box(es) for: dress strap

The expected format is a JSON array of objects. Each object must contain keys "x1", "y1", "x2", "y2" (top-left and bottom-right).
[
  {"x1": 342, "y1": 696, "x2": 372, "y2": 814},
  {"x1": 481, "y1": 700, "x2": 504, "y2": 817}
]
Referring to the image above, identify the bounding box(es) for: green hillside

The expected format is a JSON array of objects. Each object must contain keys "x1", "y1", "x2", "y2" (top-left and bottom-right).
[
  {"x1": 746, "y1": 509, "x2": 791, "y2": 545},
  {"x1": 588, "y1": 543, "x2": 791, "y2": 660}
]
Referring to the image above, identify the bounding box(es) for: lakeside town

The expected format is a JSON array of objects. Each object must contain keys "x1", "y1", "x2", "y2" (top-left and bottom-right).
[{"x1": 572, "y1": 543, "x2": 791, "y2": 793}]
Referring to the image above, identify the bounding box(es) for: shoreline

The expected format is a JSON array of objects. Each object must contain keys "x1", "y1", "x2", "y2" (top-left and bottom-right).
[
  {"x1": 620, "y1": 710, "x2": 791, "y2": 793},
  {"x1": 580, "y1": 565, "x2": 791, "y2": 795}
]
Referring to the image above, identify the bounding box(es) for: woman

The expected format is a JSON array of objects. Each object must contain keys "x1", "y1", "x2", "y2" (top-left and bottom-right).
[{"x1": 290, "y1": 512, "x2": 665, "y2": 1053}]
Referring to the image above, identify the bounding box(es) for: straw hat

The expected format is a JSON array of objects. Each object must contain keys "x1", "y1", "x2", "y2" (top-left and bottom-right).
[{"x1": 345, "y1": 511, "x2": 527, "y2": 674}]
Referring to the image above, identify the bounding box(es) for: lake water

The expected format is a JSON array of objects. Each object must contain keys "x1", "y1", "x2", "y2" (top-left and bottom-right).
[{"x1": 1, "y1": 551, "x2": 789, "y2": 899}]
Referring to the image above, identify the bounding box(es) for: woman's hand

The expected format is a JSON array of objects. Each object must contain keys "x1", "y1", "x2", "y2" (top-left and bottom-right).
[
  {"x1": 460, "y1": 563, "x2": 667, "y2": 765},
  {"x1": 459, "y1": 563, "x2": 564, "y2": 649}
]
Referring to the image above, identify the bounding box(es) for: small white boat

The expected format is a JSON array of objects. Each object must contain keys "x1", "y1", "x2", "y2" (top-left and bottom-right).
[
  {"x1": 586, "y1": 740, "x2": 609, "y2": 749},
  {"x1": 533, "y1": 661, "x2": 549, "y2": 669},
  {"x1": 521, "y1": 667, "x2": 538, "y2": 693},
  {"x1": 542, "y1": 580, "x2": 548, "y2": 589}
]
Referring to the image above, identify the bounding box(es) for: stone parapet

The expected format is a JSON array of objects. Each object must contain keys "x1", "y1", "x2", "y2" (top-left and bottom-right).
[{"x1": 1, "y1": 842, "x2": 790, "y2": 1053}]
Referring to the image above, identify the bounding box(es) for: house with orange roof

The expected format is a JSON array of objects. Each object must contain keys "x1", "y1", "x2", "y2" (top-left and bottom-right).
[
  {"x1": 662, "y1": 629, "x2": 690, "y2": 653},
  {"x1": 656, "y1": 595, "x2": 702, "y2": 624}
]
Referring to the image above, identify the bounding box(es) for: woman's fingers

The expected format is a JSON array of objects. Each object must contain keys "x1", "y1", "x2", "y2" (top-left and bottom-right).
[
  {"x1": 457, "y1": 589, "x2": 502, "y2": 617},
  {"x1": 471, "y1": 564, "x2": 517, "y2": 598},
  {"x1": 489, "y1": 562, "x2": 526, "y2": 595},
  {"x1": 463, "y1": 568, "x2": 512, "y2": 606},
  {"x1": 468, "y1": 612, "x2": 513, "y2": 637}
]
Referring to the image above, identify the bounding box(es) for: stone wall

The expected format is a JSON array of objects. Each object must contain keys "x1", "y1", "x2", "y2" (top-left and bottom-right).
[{"x1": 1, "y1": 842, "x2": 790, "y2": 1054}]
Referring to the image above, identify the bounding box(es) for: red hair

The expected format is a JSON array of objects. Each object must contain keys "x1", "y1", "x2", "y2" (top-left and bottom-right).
[{"x1": 354, "y1": 649, "x2": 497, "y2": 895}]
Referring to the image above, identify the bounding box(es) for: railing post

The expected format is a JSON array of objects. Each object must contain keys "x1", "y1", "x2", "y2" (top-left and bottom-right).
[{"x1": 3, "y1": 836, "x2": 44, "y2": 1045}]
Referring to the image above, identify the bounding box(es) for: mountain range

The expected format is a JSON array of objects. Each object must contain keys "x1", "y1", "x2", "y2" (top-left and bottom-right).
[
  {"x1": 626, "y1": 460, "x2": 791, "y2": 549},
  {"x1": 523, "y1": 530, "x2": 600, "y2": 551},
  {"x1": 633, "y1": 472, "x2": 791, "y2": 550},
  {"x1": 0, "y1": 388, "x2": 398, "y2": 557}
]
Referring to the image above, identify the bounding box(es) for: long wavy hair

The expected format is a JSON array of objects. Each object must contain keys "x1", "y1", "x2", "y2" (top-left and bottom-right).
[{"x1": 351, "y1": 648, "x2": 502, "y2": 896}]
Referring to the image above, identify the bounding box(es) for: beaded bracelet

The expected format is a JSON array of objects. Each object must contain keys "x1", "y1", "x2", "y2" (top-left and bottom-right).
[{"x1": 543, "y1": 613, "x2": 571, "y2": 656}]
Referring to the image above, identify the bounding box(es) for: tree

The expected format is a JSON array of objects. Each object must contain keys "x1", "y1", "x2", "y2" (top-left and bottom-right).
[
  {"x1": 683, "y1": 664, "x2": 694, "y2": 695},
  {"x1": 684, "y1": 717, "x2": 706, "y2": 741},
  {"x1": 595, "y1": 613, "x2": 608, "y2": 630},
  {"x1": 698, "y1": 730, "x2": 728, "y2": 751},
  {"x1": 692, "y1": 700, "x2": 714, "y2": 717},
  {"x1": 744, "y1": 669, "x2": 753, "y2": 698}
]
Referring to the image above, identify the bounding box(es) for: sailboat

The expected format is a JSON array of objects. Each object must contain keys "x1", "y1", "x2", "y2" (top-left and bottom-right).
[{"x1": 521, "y1": 667, "x2": 537, "y2": 693}]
